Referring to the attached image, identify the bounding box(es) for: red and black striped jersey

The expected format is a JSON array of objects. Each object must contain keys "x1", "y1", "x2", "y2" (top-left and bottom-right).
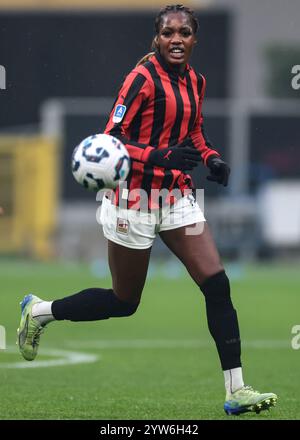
[{"x1": 104, "y1": 51, "x2": 220, "y2": 209}]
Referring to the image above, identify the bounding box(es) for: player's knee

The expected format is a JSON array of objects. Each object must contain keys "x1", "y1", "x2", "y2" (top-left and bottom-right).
[
  {"x1": 121, "y1": 300, "x2": 139, "y2": 317},
  {"x1": 113, "y1": 292, "x2": 140, "y2": 317},
  {"x1": 199, "y1": 270, "x2": 231, "y2": 304},
  {"x1": 113, "y1": 286, "x2": 143, "y2": 309}
]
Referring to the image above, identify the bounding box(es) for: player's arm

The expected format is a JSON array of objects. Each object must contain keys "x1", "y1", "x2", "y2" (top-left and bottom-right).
[
  {"x1": 190, "y1": 74, "x2": 230, "y2": 186},
  {"x1": 189, "y1": 74, "x2": 220, "y2": 165},
  {"x1": 104, "y1": 70, "x2": 155, "y2": 163}
]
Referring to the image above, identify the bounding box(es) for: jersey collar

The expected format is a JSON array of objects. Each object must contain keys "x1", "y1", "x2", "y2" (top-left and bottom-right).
[{"x1": 154, "y1": 50, "x2": 191, "y2": 79}]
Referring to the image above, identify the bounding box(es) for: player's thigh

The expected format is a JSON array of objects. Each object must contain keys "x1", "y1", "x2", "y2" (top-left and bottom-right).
[
  {"x1": 108, "y1": 239, "x2": 152, "y2": 303},
  {"x1": 159, "y1": 222, "x2": 223, "y2": 285}
]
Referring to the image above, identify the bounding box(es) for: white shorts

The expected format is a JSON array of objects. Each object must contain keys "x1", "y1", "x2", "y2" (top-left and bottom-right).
[{"x1": 99, "y1": 194, "x2": 205, "y2": 249}]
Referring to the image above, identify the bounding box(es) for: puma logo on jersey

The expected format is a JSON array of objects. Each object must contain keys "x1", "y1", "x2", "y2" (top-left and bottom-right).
[{"x1": 163, "y1": 151, "x2": 172, "y2": 160}]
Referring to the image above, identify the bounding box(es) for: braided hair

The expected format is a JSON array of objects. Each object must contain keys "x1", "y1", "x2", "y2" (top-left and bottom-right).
[
  {"x1": 154, "y1": 4, "x2": 199, "y2": 35},
  {"x1": 136, "y1": 4, "x2": 199, "y2": 67}
]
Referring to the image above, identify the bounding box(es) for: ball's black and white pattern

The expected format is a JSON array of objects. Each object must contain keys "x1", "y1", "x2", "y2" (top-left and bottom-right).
[{"x1": 71, "y1": 134, "x2": 130, "y2": 191}]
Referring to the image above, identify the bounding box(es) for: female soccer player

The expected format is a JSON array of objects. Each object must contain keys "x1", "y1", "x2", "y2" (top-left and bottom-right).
[{"x1": 17, "y1": 4, "x2": 277, "y2": 415}]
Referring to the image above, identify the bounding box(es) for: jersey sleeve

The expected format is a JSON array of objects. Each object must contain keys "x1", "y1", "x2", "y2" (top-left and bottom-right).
[
  {"x1": 190, "y1": 74, "x2": 220, "y2": 165},
  {"x1": 104, "y1": 69, "x2": 154, "y2": 163}
]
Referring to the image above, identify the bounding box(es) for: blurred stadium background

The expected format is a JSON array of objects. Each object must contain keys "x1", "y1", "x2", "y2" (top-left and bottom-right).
[{"x1": 0, "y1": 0, "x2": 300, "y2": 420}]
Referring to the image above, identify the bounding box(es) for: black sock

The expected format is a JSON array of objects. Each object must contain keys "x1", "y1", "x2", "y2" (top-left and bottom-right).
[
  {"x1": 52, "y1": 288, "x2": 139, "y2": 322},
  {"x1": 200, "y1": 271, "x2": 241, "y2": 370}
]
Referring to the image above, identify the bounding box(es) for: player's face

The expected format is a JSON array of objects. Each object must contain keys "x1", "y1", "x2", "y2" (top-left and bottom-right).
[{"x1": 157, "y1": 12, "x2": 197, "y2": 71}]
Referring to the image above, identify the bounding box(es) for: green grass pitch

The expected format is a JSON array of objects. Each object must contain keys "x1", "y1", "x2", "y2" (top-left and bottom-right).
[{"x1": 0, "y1": 259, "x2": 299, "y2": 420}]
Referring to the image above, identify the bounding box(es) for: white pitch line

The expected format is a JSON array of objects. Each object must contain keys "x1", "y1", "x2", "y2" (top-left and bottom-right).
[
  {"x1": 64, "y1": 339, "x2": 291, "y2": 350},
  {"x1": 1, "y1": 339, "x2": 289, "y2": 370},
  {"x1": 0, "y1": 347, "x2": 99, "y2": 369}
]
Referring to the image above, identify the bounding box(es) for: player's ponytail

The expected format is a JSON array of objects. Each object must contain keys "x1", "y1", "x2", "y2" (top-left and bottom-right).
[
  {"x1": 135, "y1": 51, "x2": 155, "y2": 67},
  {"x1": 135, "y1": 36, "x2": 158, "y2": 67}
]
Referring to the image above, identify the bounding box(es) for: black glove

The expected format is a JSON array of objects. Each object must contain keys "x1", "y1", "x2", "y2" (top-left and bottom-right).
[
  {"x1": 149, "y1": 140, "x2": 201, "y2": 171},
  {"x1": 207, "y1": 156, "x2": 230, "y2": 187}
]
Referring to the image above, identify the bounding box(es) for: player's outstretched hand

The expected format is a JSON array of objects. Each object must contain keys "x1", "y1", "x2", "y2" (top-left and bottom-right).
[
  {"x1": 207, "y1": 156, "x2": 230, "y2": 187},
  {"x1": 149, "y1": 140, "x2": 201, "y2": 171}
]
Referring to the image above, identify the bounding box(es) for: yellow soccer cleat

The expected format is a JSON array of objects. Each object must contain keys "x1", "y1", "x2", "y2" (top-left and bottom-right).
[
  {"x1": 224, "y1": 385, "x2": 277, "y2": 415},
  {"x1": 17, "y1": 294, "x2": 45, "y2": 361}
]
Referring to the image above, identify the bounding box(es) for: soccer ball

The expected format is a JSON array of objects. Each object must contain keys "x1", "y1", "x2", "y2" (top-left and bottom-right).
[{"x1": 71, "y1": 133, "x2": 130, "y2": 191}]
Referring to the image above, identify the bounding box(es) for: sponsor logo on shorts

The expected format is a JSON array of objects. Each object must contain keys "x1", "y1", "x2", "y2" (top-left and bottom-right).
[{"x1": 116, "y1": 217, "x2": 129, "y2": 235}]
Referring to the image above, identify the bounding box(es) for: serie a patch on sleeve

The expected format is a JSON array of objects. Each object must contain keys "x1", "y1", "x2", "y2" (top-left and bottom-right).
[{"x1": 113, "y1": 104, "x2": 127, "y2": 123}]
